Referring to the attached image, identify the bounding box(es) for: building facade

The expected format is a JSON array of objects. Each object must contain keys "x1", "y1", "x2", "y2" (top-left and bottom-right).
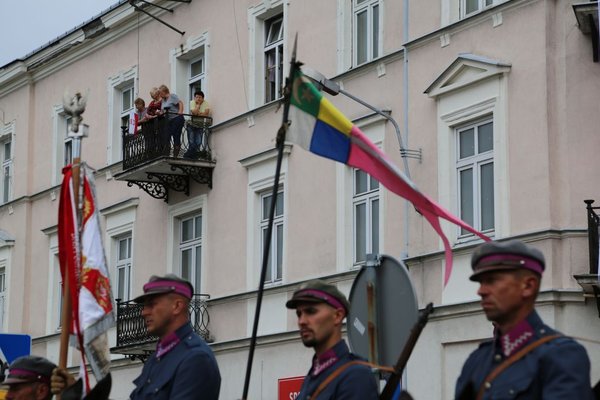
[{"x1": 0, "y1": 0, "x2": 599, "y2": 398}]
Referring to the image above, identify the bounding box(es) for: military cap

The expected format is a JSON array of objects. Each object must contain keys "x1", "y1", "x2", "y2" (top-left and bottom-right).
[
  {"x1": 285, "y1": 280, "x2": 350, "y2": 315},
  {"x1": 3, "y1": 355, "x2": 56, "y2": 385},
  {"x1": 470, "y1": 240, "x2": 545, "y2": 281},
  {"x1": 133, "y1": 274, "x2": 194, "y2": 303}
]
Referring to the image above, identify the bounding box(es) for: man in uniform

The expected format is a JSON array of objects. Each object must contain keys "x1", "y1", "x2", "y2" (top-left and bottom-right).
[
  {"x1": 129, "y1": 274, "x2": 221, "y2": 399},
  {"x1": 455, "y1": 240, "x2": 594, "y2": 399},
  {"x1": 3, "y1": 355, "x2": 56, "y2": 400},
  {"x1": 286, "y1": 280, "x2": 378, "y2": 399}
]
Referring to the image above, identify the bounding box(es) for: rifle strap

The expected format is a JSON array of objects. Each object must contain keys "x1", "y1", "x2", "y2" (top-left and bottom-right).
[
  {"x1": 310, "y1": 360, "x2": 394, "y2": 400},
  {"x1": 475, "y1": 334, "x2": 561, "y2": 400}
]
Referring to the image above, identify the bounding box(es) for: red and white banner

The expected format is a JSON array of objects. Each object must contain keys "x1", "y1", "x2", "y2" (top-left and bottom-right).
[{"x1": 58, "y1": 164, "x2": 115, "y2": 386}]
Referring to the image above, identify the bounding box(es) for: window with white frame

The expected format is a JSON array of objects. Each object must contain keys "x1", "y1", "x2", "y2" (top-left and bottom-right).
[
  {"x1": 178, "y1": 213, "x2": 202, "y2": 292},
  {"x1": 64, "y1": 115, "x2": 73, "y2": 167},
  {"x1": 115, "y1": 234, "x2": 132, "y2": 301},
  {"x1": 264, "y1": 15, "x2": 284, "y2": 103},
  {"x1": 120, "y1": 85, "x2": 134, "y2": 132},
  {"x1": 1, "y1": 138, "x2": 12, "y2": 204},
  {"x1": 188, "y1": 56, "x2": 205, "y2": 102},
  {"x1": 260, "y1": 189, "x2": 284, "y2": 283},
  {"x1": 353, "y1": 0, "x2": 380, "y2": 66},
  {"x1": 353, "y1": 169, "x2": 380, "y2": 264},
  {"x1": 53, "y1": 256, "x2": 63, "y2": 331},
  {"x1": 461, "y1": 0, "x2": 494, "y2": 17},
  {"x1": 107, "y1": 67, "x2": 137, "y2": 164},
  {"x1": 0, "y1": 266, "x2": 5, "y2": 331},
  {"x1": 456, "y1": 118, "x2": 494, "y2": 236}
]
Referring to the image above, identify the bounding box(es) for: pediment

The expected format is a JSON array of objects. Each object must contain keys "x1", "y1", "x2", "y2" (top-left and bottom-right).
[{"x1": 425, "y1": 53, "x2": 511, "y2": 98}]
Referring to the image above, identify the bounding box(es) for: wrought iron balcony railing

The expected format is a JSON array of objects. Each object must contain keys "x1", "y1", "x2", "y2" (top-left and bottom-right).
[
  {"x1": 112, "y1": 294, "x2": 211, "y2": 361},
  {"x1": 122, "y1": 113, "x2": 213, "y2": 170},
  {"x1": 585, "y1": 200, "x2": 600, "y2": 276}
]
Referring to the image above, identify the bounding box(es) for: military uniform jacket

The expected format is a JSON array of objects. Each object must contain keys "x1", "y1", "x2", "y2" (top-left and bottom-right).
[
  {"x1": 297, "y1": 340, "x2": 378, "y2": 400},
  {"x1": 130, "y1": 323, "x2": 221, "y2": 400},
  {"x1": 455, "y1": 310, "x2": 593, "y2": 400}
]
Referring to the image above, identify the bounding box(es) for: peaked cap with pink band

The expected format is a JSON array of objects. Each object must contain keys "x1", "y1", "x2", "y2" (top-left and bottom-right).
[
  {"x1": 470, "y1": 239, "x2": 545, "y2": 281},
  {"x1": 285, "y1": 280, "x2": 350, "y2": 315},
  {"x1": 133, "y1": 274, "x2": 194, "y2": 303}
]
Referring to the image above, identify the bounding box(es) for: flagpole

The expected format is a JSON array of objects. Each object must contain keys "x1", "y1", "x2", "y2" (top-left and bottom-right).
[
  {"x1": 59, "y1": 93, "x2": 89, "y2": 373},
  {"x1": 241, "y1": 35, "x2": 301, "y2": 400}
]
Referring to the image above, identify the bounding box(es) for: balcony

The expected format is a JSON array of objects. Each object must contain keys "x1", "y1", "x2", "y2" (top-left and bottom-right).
[
  {"x1": 574, "y1": 200, "x2": 600, "y2": 317},
  {"x1": 114, "y1": 114, "x2": 215, "y2": 202},
  {"x1": 110, "y1": 294, "x2": 211, "y2": 362}
]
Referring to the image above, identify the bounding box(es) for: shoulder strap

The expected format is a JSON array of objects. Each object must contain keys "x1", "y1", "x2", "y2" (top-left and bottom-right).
[
  {"x1": 309, "y1": 361, "x2": 394, "y2": 400},
  {"x1": 475, "y1": 334, "x2": 561, "y2": 400}
]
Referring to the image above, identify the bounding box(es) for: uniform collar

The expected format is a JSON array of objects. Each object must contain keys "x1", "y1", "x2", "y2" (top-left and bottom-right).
[
  {"x1": 495, "y1": 310, "x2": 544, "y2": 357},
  {"x1": 311, "y1": 340, "x2": 349, "y2": 377},
  {"x1": 156, "y1": 323, "x2": 193, "y2": 358}
]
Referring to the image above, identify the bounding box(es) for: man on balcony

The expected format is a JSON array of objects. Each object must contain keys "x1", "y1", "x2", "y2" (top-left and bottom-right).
[
  {"x1": 455, "y1": 240, "x2": 594, "y2": 399},
  {"x1": 159, "y1": 85, "x2": 184, "y2": 157},
  {"x1": 130, "y1": 274, "x2": 221, "y2": 399}
]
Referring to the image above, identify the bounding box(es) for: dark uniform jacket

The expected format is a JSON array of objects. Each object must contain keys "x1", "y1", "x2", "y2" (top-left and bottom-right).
[
  {"x1": 455, "y1": 310, "x2": 593, "y2": 399},
  {"x1": 297, "y1": 339, "x2": 378, "y2": 400},
  {"x1": 130, "y1": 323, "x2": 220, "y2": 399}
]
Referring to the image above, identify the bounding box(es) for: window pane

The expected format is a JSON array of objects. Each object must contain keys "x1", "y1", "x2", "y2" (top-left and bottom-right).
[
  {"x1": 356, "y1": 10, "x2": 368, "y2": 64},
  {"x1": 117, "y1": 267, "x2": 125, "y2": 300},
  {"x1": 3, "y1": 142, "x2": 10, "y2": 159},
  {"x1": 263, "y1": 228, "x2": 272, "y2": 282},
  {"x1": 195, "y1": 246, "x2": 202, "y2": 292},
  {"x1": 190, "y1": 59, "x2": 203, "y2": 78},
  {"x1": 182, "y1": 218, "x2": 193, "y2": 242},
  {"x1": 266, "y1": 18, "x2": 283, "y2": 45},
  {"x1": 478, "y1": 122, "x2": 493, "y2": 153},
  {"x1": 118, "y1": 238, "x2": 130, "y2": 260},
  {"x1": 369, "y1": 176, "x2": 379, "y2": 191},
  {"x1": 275, "y1": 192, "x2": 284, "y2": 216},
  {"x1": 355, "y1": 169, "x2": 368, "y2": 195},
  {"x1": 372, "y1": 198, "x2": 379, "y2": 254},
  {"x1": 262, "y1": 195, "x2": 271, "y2": 221},
  {"x1": 459, "y1": 128, "x2": 475, "y2": 159},
  {"x1": 480, "y1": 162, "x2": 495, "y2": 230},
  {"x1": 194, "y1": 216, "x2": 202, "y2": 239},
  {"x1": 355, "y1": 202, "x2": 366, "y2": 262},
  {"x1": 276, "y1": 224, "x2": 283, "y2": 280},
  {"x1": 372, "y1": 5, "x2": 379, "y2": 59},
  {"x1": 465, "y1": 0, "x2": 479, "y2": 14},
  {"x1": 122, "y1": 89, "x2": 132, "y2": 112},
  {"x1": 485, "y1": 0, "x2": 493, "y2": 5},
  {"x1": 460, "y1": 168, "x2": 474, "y2": 232},
  {"x1": 181, "y1": 249, "x2": 192, "y2": 281}
]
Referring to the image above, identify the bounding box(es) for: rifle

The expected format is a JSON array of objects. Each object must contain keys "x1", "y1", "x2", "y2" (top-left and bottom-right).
[{"x1": 379, "y1": 303, "x2": 434, "y2": 400}]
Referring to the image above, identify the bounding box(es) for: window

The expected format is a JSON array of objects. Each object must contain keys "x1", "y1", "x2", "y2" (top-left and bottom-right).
[
  {"x1": 353, "y1": 0, "x2": 380, "y2": 66},
  {"x1": 0, "y1": 266, "x2": 5, "y2": 331},
  {"x1": 461, "y1": 0, "x2": 493, "y2": 17},
  {"x1": 456, "y1": 119, "x2": 494, "y2": 236},
  {"x1": 53, "y1": 257, "x2": 63, "y2": 331},
  {"x1": 179, "y1": 214, "x2": 202, "y2": 292},
  {"x1": 264, "y1": 15, "x2": 284, "y2": 103},
  {"x1": 115, "y1": 234, "x2": 132, "y2": 301},
  {"x1": 260, "y1": 190, "x2": 284, "y2": 283},
  {"x1": 188, "y1": 57, "x2": 205, "y2": 102},
  {"x1": 1, "y1": 139, "x2": 12, "y2": 204},
  {"x1": 353, "y1": 169, "x2": 380, "y2": 264},
  {"x1": 120, "y1": 86, "x2": 134, "y2": 130},
  {"x1": 64, "y1": 116, "x2": 73, "y2": 167}
]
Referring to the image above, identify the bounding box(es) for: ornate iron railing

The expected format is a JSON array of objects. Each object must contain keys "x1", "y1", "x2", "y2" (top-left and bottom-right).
[
  {"x1": 115, "y1": 294, "x2": 211, "y2": 348},
  {"x1": 585, "y1": 200, "x2": 600, "y2": 275},
  {"x1": 122, "y1": 113, "x2": 213, "y2": 170}
]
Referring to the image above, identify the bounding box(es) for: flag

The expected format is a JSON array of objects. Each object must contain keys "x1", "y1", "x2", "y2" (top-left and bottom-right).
[
  {"x1": 128, "y1": 110, "x2": 138, "y2": 135},
  {"x1": 58, "y1": 163, "x2": 115, "y2": 390},
  {"x1": 287, "y1": 69, "x2": 491, "y2": 286}
]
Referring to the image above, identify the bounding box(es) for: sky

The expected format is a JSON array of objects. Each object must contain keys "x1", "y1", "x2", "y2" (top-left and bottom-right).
[{"x1": 0, "y1": 0, "x2": 119, "y2": 67}]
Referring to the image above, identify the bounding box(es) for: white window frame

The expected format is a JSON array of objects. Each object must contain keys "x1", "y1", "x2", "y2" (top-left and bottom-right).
[
  {"x1": 0, "y1": 265, "x2": 6, "y2": 332},
  {"x1": 461, "y1": 0, "x2": 494, "y2": 18},
  {"x1": 167, "y1": 196, "x2": 207, "y2": 293},
  {"x1": 260, "y1": 189, "x2": 284, "y2": 284},
  {"x1": 188, "y1": 56, "x2": 206, "y2": 102},
  {"x1": 248, "y1": 0, "x2": 287, "y2": 108},
  {"x1": 352, "y1": 169, "x2": 380, "y2": 265},
  {"x1": 352, "y1": 0, "x2": 382, "y2": 66},
  {"x1": 456, "y1": 118, "x2": 494, "y2": 238},
  {"x1": 263, "y1": 15, "x2": 284, "y2": 104},
  {"x1": 170, "y1": 32, "x2": 209, "y2": 109},
  {"x1": 44, "y1": 229, "x2": 62, "y2": 333},
  {"x1": 120, "y1": 85, "x2": 135, "y2": 132},
  {"x1": 178, "y1": 213, "x2": 203, "y2": 293},
  {"x1": 0, "y1": 123, "x2": 14, "y2": 204},
  {"x1": 51, "y1": 106, "x2": 74, "y2": 185},
  {"x1": 115, "y1": 234, "x2": 133, "y2": 301},
  {"x1": 107, "y1": 66, "x2": 137, "y2": 164}
]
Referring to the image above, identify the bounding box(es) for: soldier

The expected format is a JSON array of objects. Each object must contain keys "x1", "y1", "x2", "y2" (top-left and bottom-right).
[
  {"x1": 3, "y1": 355, "x2": 56, "y2": 400},
  {"x1": 455, "y1": 240, "x2": 594, "y2": 399},
  {"x1": 129, "y1": 274, "x2": 221, "y2": 399},
  {"x1": 286, "y1": 280, "x2": 378, "y2": 399}
]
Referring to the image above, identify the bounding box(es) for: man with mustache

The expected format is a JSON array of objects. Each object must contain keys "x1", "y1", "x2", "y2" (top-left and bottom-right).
[
  {"x1": 455, "y1": 240, "x2": 593, "y2": 399},
  {"x1": 286, "y1": 280, "x2": 378, "y2": 399}
]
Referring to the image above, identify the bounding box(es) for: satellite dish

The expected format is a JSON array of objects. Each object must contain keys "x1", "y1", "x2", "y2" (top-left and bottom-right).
[{"x1": 347, "y1": 254, "x2": 418, "y2": 367}]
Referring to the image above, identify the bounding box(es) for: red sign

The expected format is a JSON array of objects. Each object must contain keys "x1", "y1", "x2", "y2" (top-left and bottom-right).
[{"x1": 278, "y1": 376, "x2": 305, "y2": 400}]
